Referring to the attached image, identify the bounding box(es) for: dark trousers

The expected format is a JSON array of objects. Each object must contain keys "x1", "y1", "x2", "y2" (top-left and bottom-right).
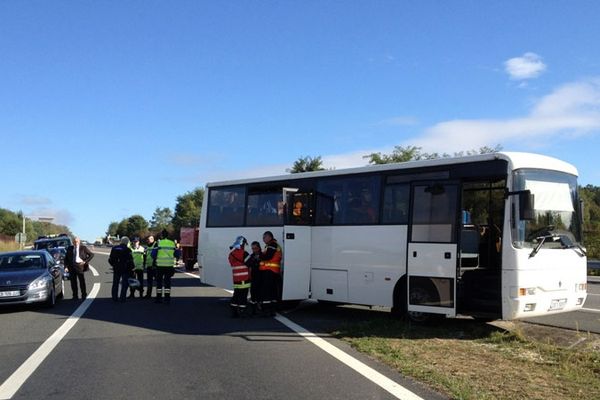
[
  {"x1": 250, "y1": 268, "x2": 261, "y2": 303},
  {"x1": 156, "y1": 268, "x2": 174, "y2": 296},
  {"x1": 146, "y1": 267, "x2": 156, "y2": 294},
  {"x1": 130, "y1": 270, "x2": 144, "y2": 295},
  {"x1": 230, "y1": 286, "x2": 249, "y2": 316},
  {"x1": 70, "y1": 271, "x2": 87, "y2": 299},
  {"x1": 112, "y1": 270, "x2": 130, "y2": 301},
  {"x1": 259, "y1": 270, "x2": 280, "y2": 303}
]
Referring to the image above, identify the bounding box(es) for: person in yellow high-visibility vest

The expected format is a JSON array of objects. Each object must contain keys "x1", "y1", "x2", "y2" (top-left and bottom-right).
[
  {"x1": 150, "y1": 230, "x2": 181, "y2": 303},
  {"x1": 129, "y1": 237, "x2": 145, "y2": 298}
]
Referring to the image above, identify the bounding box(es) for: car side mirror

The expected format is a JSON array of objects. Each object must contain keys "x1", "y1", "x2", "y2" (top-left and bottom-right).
[{"x1": 519, "y1": 190, "x2": 535, "y2": 221}]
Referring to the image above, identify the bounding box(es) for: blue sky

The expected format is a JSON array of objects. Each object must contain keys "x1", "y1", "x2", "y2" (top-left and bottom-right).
[{"x1": 1, "y1": 1, "x2": 600, "y2": 241}]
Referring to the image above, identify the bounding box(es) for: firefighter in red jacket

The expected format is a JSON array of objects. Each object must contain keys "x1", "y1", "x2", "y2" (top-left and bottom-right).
[
  {"x1": 228, "y1": 236, "x2": 250, "y2": 317},
  {"x1": 259, "y1": 230, "x2": 282, "y2": 316}
]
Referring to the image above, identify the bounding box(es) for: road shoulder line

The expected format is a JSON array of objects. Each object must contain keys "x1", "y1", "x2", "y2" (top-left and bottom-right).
[
  {"x1": 274, "y1": 313, "x2": 424, "y2": 400},
  {"x1": 0, "y1": 283, "x2": 101, "y2": 400}
]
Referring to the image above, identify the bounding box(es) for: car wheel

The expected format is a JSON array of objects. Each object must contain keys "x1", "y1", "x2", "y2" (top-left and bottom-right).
[{"x1": 408, "y1": 286, "x2": 435, "y2": 323}]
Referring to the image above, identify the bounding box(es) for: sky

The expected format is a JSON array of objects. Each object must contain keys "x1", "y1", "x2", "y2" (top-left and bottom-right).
[{"x1": 1, "y1": 1, "x2": 600, "y2": 241}]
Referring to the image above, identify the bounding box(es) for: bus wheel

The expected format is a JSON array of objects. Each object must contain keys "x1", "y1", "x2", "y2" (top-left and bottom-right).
[{"x1": 407, "y1": 286, "x2": 435, "y2": 323}]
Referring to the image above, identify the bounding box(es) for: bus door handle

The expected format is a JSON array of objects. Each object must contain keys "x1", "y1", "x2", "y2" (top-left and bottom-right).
[
  {"x1": 413, "y1": 251, "x2": 417, "y2": 258},
  {"x1": 286, "y1": 233, "x2": 295, "y2": 240}
]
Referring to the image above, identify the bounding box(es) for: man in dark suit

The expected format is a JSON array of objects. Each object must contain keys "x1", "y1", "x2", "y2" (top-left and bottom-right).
[{"x1": 65, "y1": 237, "x2": 94, "y2": 300}]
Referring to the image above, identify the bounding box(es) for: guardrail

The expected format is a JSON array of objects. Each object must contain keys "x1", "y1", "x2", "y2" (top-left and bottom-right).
[{"x1": 589, "y1": 260, "x2": 600, "y2": 270}]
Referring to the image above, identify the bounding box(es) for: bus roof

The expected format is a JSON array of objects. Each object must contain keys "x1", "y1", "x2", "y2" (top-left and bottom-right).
[{"x1": 206, "y1": 152, "x2": 578, "y2": 188}]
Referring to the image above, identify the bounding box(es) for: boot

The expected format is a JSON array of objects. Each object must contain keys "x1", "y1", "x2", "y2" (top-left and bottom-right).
[
  {"x1": 129, "y1": 292, "x2": 135, "y2": 299},
  {"x1": 144, "y1": 288, "x2": 152, "y2": 299},
  {"x1": 230, "y1": 305, "x2": 239, "y2": 318},
  {"x1": 164, "y1": 293, "x2": 171, "y2": 304},
  {"x1": 155, "y1": 293, "x2": 163, "y2": 303}
]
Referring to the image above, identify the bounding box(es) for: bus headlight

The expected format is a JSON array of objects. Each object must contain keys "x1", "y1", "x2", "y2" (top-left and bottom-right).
[
  {"x1": 576, "y1": 283, "x2": 587, "y2": 292},
  {"x1": 518, "y1": 287, "x2": 537, "y2": 296},
  {"x1": 524, "y1": 303, "x2": 536, "y2": 312}
]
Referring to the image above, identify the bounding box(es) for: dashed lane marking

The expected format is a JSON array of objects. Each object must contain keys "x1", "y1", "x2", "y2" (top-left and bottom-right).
[{"x1": 0, "y1": 283, "x2": 101, "y2": 400}]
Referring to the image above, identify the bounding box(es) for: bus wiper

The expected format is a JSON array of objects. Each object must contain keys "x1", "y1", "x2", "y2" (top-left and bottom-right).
[
  {"x1": 529, "y1": 234, "x2": 560, "y2": 258},
  {"x1": 568, "y1": 244, "x2": 586, "y2": 257},
  {"x1": 555, "y1": 234, "x2": 586, "y2": 257},
  {"x1": 529, "y1": 236, "x2": 548, "y2": 258}
]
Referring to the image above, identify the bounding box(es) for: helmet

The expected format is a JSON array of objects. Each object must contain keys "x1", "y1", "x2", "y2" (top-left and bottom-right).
[
  {"x1": 128, "y1": 278, "x2": 141, "y2": 289},
  {"x1": 229, "y1": 236, "x2": 247, "y2": 249}
]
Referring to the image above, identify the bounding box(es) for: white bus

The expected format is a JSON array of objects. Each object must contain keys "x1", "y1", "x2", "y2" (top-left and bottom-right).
[{"x1": 198, "y1": 152, "x2": 588, "y2": 321}]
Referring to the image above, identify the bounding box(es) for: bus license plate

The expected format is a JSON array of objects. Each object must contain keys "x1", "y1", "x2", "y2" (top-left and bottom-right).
[
  {"x1": 0, "y1": 291, "x2": 20, "y2": 297},
  {"x1": 549, "y1": 299, "x2": 567, "y2": 311}
]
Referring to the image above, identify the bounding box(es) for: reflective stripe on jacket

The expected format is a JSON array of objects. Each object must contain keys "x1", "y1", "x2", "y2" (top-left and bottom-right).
[
  {"x1": 155, "y1": 239, "x2": 176, "y2": 268},
  {"x1": 228, "y1": 248, "x2": 250, "y2": 283},
  {"x1": 132, "y1": 247, "x2": 145, "y2": 270},
  {"x1": 259, "y1": 240, "x2": 282, "y2": 274}
]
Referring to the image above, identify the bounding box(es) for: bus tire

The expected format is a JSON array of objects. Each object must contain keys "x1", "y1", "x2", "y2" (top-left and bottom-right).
[
  {"x1": 407, "y1": 281, "x2": 441, "y2": 324},
  {"x1": 391, "y1": 276, "x2": 407, "y2": 318}
]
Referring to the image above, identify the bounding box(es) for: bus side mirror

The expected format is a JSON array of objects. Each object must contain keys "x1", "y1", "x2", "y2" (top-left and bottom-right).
[{"x1": 519, "y1": 191, "x2": 535, "y2": 221}]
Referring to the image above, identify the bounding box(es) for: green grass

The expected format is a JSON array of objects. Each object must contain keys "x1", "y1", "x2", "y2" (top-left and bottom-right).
[
  {"x1": 335, "y1": 316, "x2": 600, "y2": 400},
  {"x1": 0, "y1": 241, "x2": 19, "y2": 252}
]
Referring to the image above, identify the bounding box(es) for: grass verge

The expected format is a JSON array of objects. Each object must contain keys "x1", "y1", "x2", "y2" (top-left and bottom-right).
[
  {"x1": 335, "y1": 317, "x2": 600, "y2": 400},
  {"x1": 0, "y1": 241, "x2": 20, "y2": 252}
]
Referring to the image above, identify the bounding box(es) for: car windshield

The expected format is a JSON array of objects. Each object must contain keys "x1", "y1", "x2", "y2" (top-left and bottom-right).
[
  {"x1": 512, "y1": 169, "x2": 582, "y2": 249},
  {"x1": 0, "y1": 254, "x2": 45, "y2": 270}
]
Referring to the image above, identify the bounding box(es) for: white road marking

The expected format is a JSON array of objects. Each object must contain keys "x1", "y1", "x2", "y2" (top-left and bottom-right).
[
  {"x1": 0, "y1": 283, "x2": 101, "y2": 400},
  {"x1": 581, "y1": 307, "x2": 600, "y2": 314},
  {"x1": 586, "y1": 293, "x2": 600, "y2": 297},
  {"x1": 94, "y1": 250, "x2": 111, "y2": 255},
  {"x1": 89, "y1": 265, "x2": 99, "y2": 277},
  {"x1": 274, "y1": 314, "x2": 424, "y2": 400}
]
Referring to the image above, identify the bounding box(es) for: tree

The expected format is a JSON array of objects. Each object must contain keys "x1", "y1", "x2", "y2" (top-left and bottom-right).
[
  {"x1": 287, "y1": 156, "x2": 326, "y2": 173},
  {"x1": 125, "y1": 215, "x2": 149, "y2": 238},
  {"x1": 150, "y1": 207, "x2": 174, "y2": 234},
  {"x1": 0, "y1": 209, "x2": 22, "y2": 236},
  {"x1": 364, "y1": 145, "x2": 502, "y2": 164},
  {"x1": 173, "y1": 188, "x2": 204, "y2": 234},
  {"x1": 106, "y1": 221, "x2": 119, "y2": 236}
]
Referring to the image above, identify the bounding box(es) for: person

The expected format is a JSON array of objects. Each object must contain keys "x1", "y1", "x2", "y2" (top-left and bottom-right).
[
  {"x1": 64, "y1": 237, "x2": 94, "y2": 300},
  {"x1": 151, "y1": 230, "x2": 180, "y2": 304},
  {"x1": 109, "y1": 236, "x2": 135, "y2": 302},
  {"x1": 259, "y1": 231, "x2": 282, "y2": 316},
  {"x1": 228, "y1": 236, "x2": 250, "y2": 317},
  {"x1": 246, "y1": 241, "x2": 262, "y2": 312},
  {"x1": 143, "y1": 235, "x2": 157, "y2": 298},
  {"x1": 129, "y1": 237, "x2": 145, "y2": 298}
]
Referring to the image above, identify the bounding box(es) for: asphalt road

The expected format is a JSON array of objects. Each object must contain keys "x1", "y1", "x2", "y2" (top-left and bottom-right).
[
  {"x1": 0, "y1": 252, "x2": 445, "y2": 400},
  {"x1": 522, "y1": 276, "x2": 600, "y2": 333}
]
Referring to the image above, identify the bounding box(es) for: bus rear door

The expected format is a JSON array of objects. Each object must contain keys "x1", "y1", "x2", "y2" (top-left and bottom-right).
[
  {"x1": 281, "y1": 189, "x2": 313, "y2": 301},
  {"x1": 407, "y1": 182, "x2": 459, "y2": 319}
]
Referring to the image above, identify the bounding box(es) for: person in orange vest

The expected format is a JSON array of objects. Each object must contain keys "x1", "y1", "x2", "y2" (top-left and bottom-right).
[
  {"x1": 228, "y1": 236, "x2": 250, "y2": 318},
  {"x1": 259, "y1": 230, "x2": 282, "y2": 317}
]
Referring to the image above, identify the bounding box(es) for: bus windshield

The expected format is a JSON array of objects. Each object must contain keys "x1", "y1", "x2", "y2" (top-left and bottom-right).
[{"x1": 512, "y1": 169, "x2": 582, "y2": 249}]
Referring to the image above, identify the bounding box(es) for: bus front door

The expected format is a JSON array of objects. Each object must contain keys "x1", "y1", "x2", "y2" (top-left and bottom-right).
[
  {"x1": 281, "y1": 190, "x2": 313, "y2": 301},
  {"x1": 407, "y1": 182, "x2": 459, "y2": 319}
]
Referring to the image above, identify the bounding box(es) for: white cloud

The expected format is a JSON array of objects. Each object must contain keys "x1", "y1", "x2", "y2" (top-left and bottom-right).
[
  {"x1": 28, "y1": 208, "x2": 74, "y2": 226},
  {"x1": 411, "y1": 78, "x2": 600, "y2": 153},
  {"x1": 17, "y1": 195, "x2": 52, "y2": 206},
  {"x1": 504, "y1": 52, "x2": 547, "y2": 80},
  {"x1": 183, "y1": 79, "x2": 600, "y2": 182}
]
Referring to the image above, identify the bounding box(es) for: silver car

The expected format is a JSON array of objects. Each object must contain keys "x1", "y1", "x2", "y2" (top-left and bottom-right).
[{"x1": 0, "y1": 250, "x2": 65, "y2": 307}]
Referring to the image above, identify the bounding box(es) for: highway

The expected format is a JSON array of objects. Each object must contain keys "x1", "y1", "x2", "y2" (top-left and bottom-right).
[
  {"x1": 522, "y1": 275, "x2": 600, "y2": 333},
  {"x1": 0, "y1": 252, "x2": 444, "y2": 400}
]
